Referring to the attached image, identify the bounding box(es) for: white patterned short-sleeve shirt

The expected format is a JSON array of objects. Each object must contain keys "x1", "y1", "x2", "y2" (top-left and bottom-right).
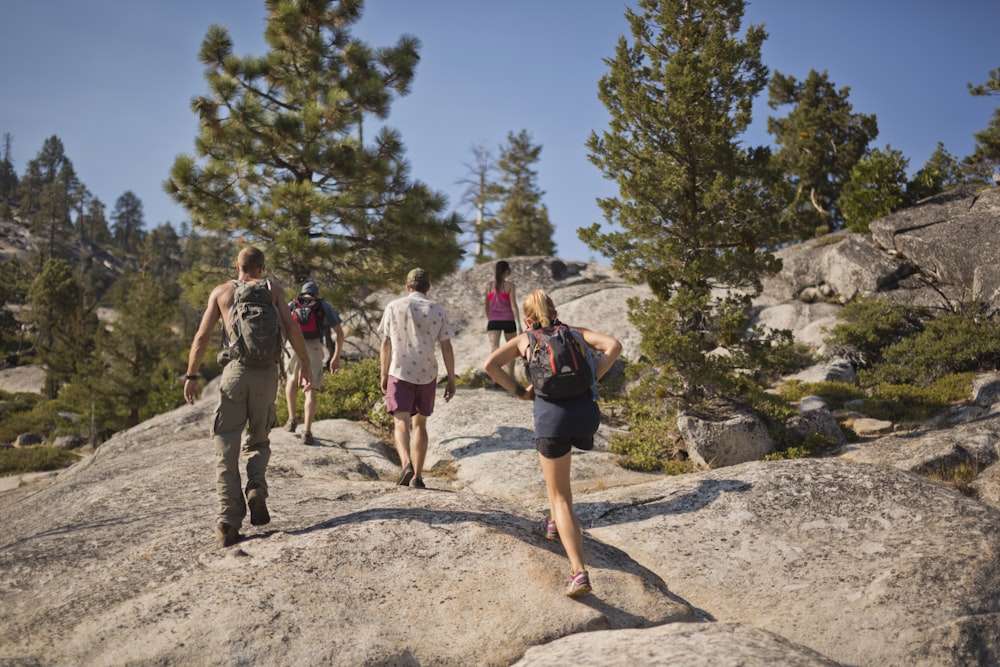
[{"x1": 377, "y1": 291, "x2": 455, "y2": 385}]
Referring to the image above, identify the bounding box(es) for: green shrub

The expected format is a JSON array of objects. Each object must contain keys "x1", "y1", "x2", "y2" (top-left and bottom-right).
[
  {"x1": 0, "y1": 446, "x2": 80, "y2": 476},
  {"x1": 0, "y1": 392, "x2": 67, "y2": 445},
  {"x1": 859, "y1": 374, "x2": 973, "y2": 423},
  {"x1": 280, "y1": 357, "x2": 390, "y2": 431},
  {"x1": 765, "y1": 432, "x2": 840, "y2": 461},
  {"x1": 776, "y1": 380, "x2": 865, "y2": 409},
  {"x1": 826, "y1": 299, "x2": 928, "y2": 367},
  {"x1": 861, "y1": 312, "x2": 1000, "y2": 386}
]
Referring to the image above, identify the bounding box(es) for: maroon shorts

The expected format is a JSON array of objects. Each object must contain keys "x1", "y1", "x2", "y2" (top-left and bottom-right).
[{"x1": 386, "y1": 376, "x2": 437, "y2": 416}]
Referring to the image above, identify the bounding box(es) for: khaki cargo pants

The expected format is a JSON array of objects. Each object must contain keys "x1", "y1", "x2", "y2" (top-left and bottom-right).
[{"x1": 212, "y1": 361, "x2": 279, "y2": 527}]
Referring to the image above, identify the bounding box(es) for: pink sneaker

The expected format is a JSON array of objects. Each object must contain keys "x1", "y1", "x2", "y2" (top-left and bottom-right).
[
  {"x1": 564, "y1": 570, "x2": 591, "y2": 597},
  {"x1": 539, "y1": 518, "x2": 558, "y2": 541}
]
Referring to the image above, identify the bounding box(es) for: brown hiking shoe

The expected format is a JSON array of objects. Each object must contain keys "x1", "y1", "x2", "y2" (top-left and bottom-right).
[
  {"x1": 285, "y1": 418, "x2": 297, "y2": 433},
  {"x1": 247, "y1": 488, "x2": 271, "y2": 526},
  {"x1": 216, "y1": 522, "x2": 240, "y2": 547}
]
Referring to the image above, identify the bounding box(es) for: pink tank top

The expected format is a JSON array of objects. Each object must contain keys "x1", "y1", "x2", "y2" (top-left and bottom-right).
[{"x1": 487, "y1": 282, "x2": 515, "y2": 321}]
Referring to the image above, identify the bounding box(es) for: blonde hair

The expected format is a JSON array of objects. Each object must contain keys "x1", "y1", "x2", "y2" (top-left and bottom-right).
[
  {"x1": 523, "y1": 289, "x2": 557, "y2": 328},
  {"x1": 237, "y1": 246, "x2": 265, "y2": 272}
]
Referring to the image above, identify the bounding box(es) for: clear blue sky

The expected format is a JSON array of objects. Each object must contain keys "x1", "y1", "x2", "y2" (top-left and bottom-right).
[{"x1": 2, "y1": 1, "x2": 997, "y2": 265}]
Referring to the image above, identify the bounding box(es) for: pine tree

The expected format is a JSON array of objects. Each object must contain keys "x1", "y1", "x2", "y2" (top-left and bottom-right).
[
  {"x1": 16, "y1": 136, "x2": 78, "y2": 260},
  {"x1": 838, "y1": 146, "x2": 909, "y2": 233},
  {"x1": 907, "y1": 142, "x2": 962, "y2": 203},
  {"x1": 583, "y1": 0, "x2": 787, "y2": 407},
  {"x1": 111, "y1": 191, "x2": 146, "y2": 254},
  {"x1": 0, "y1": 133, "x2": 19, "y2": 213},
  {"x1": 25, "y1": 258, "x2": 97, "y2": 398},
  {"x1": 767, "y1": 69, "x2": 878, "y2": 237},
  {"x1": 964, "y1": 68, "x2": 1000, "y2": 182},
  {"x1": 458, "y1": 144, "x2": 501, "y2": 263},
  {"x1": 93, "y1": 263, "x2": 183, "y2": 428},
  {"x1": 489, "y1": 130, "x2": 555, "y2": 258},
  {"x1": 165, "y1": 0, "x2": 462, "y2": 305}
]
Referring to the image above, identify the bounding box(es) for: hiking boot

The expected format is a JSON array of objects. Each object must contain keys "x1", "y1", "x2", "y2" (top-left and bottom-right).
[
  {"x1": 564, "y1": 570, "x2": 592, "y2": 597},
  {"x1": 216, "y1": 522, "x2": 240, "y2": 547},
  {"x1": 285, "y1": 418, "x2": 297, "y2": 433},
  {"x1": 247, "y1": 488, "x2": 270, "y2": 526},
  {"x1": 539, "y1": 518, "x2": 558, "y2": 541},
  {"x1": 396, "y1": 462, "x2": 414, "y2": 486},
  {"x1": 411, "y1": 476, "x2": 426, "y2": 489},
  {"x1": 302, "y1": 431, "x2": 315, "y2": 446}
]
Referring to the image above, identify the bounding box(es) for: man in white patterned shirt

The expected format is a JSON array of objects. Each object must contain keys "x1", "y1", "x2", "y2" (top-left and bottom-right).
[{"x1": 378, "y1": 268, "x2": 456, "y2": 488}]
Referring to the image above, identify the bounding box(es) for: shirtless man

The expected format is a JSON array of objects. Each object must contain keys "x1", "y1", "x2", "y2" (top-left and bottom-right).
[{"x1": 183, "y1": 246, "x2": 312, "y2": 546}]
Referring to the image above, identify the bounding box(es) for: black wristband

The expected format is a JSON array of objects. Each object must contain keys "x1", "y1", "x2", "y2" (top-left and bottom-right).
[
  {"x1": 185, "y1": 374, "x2": 200, "y2": 381},
  {"x1": 514, "y1": 385, "x2": 526, "y2": 398}
]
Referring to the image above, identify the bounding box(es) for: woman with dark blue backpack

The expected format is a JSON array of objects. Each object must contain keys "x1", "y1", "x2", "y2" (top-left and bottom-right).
[{"x1": 483, "y1": 289, "x2": 622, "y2": 597}]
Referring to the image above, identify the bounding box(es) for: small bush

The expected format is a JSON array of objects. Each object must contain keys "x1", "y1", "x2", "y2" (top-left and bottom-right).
[
  {"x1": 0, "y1": 446, "x2": 80, "y2": 476},
  {"x1": 776, "y1": 380, "x2": 865, "y2": 409},
  {"x1": 826, "y1": 299, "x2": 928, "y2": 368},
  {"x1": 765, "y1": 432, "x2": 840, "y2": 461},
  {"x1": 862, "y1": 312, "x2": 1000, "y2": 387},
  {"x1": 921, "y1": 459, "x2": 983, "y2": 497},
  {"x1": 0, "y1": 392, "x2": 66, "y2": 446},
  {"x1": 859, "y1": 374, "x2": 973, "y2": 423},
  {"x1": 280, "y1": 357, "x2": 391, "y2": 431}
]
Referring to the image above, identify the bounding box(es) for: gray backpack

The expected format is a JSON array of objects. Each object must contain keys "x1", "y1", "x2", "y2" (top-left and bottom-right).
[{"x1": 225, "y1": 280, "x2": 282, "y2": 367}]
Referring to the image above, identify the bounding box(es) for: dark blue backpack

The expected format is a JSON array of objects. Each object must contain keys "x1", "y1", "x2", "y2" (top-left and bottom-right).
[{"x1": 524, "y1": 321, "x2": 595, "y2": 400}]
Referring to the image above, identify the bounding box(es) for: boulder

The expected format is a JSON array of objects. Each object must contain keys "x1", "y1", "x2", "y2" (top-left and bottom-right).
[
  {"x1": 578, "y1": 458, "x2": 1000, "y2": 667},
  {"x1": 677, "y1": 408, "x2": 774, "y2": 468},
  {"x1": 513, "y1": 622, "x2": 841, "y2": 667}
]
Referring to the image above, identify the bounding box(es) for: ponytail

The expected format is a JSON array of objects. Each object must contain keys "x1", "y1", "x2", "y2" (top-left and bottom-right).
[{"x1": 495, "y1": 260, "x2": 510, "y2": 292}]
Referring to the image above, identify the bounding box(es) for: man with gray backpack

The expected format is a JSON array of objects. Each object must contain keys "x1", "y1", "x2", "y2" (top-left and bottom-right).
[{"x1": 183, "y1": 246, "x2": 313, "y2": 547}]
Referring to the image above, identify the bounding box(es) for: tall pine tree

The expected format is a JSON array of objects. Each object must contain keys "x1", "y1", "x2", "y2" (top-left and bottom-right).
[
  {"x1": 165, "y1": 0, "x2": 462, "y2": 306},
  {"x1": 489, "y1": 130, "x2": 555, "y2": 258},
  {"x1": 964, "y1": 68, "x2": 1000, "y2": 182},
  {"x1": 767, "y1": 69, "x2": 878, "y2": 237},
  {"x1": 583, "y1": 0, "x2": 787, "y2": 408}
]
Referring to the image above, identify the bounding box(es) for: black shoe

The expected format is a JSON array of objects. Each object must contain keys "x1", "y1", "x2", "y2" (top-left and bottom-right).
[
  {"x1": 396, "y1": 462, "x2": 414, "y2": 486},
  {"x1": 412, "y1": 476, "x2": 426, "y2": 489},
  {"x1": 247, "y1": 488, "x2": 270, "y2": 526},
  {"x1": 302, "y1": 431, "x2": 315, "y2": 446}
]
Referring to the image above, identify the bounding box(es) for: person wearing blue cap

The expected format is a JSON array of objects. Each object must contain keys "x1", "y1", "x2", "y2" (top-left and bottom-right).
[{"x1": 284, "y1": 281, "x2": 344, "y2": 445}]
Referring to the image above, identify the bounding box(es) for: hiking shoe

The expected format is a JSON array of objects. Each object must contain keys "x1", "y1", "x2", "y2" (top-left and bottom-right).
[
  {"x1": 411, "y1": 476, "x2": 426, "y2": 489},
  {"x1": 539, "y1": 518, "x2": 558, "y2": 541},
  {"x1": 302, "y1": 431, "x2": 315, "y2": 446},
  {"x1": 396, "y1": 462, "x2": 414, "y2": 486},
  {"x1": 285, "y1": 418, "x2": 297, "y2": 433},
  {"x1": 564, "y1": 570, "x2": 592, "y2": 597},
  {"x1": 216, "y1": 522, "x2": 240, "y2": 547},
  {"x1": 247, "y1": 488, "x2": 270, "y2": 526}
]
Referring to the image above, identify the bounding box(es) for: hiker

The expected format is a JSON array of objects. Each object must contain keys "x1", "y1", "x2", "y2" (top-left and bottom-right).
[
  {"x1": 284, "y1": 280, "x2": 345, "y2": 446},
  {"x1": 483, "y1": 289, "x2": 622, "y2": 597},
  {"x1": 378, "y1": 267, "x2": 456, "y2": 489},
  {"x1": 183, "y1": 246, "x2": 313, "y2": 547},
  {"x1": 484, "y1": 260, "x2": 521, "y2": 380}
]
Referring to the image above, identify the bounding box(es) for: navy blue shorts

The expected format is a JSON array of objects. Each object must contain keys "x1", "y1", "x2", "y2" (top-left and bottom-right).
[{"x1": 535, "y1": 435, "x2": 595, "y2": 459}]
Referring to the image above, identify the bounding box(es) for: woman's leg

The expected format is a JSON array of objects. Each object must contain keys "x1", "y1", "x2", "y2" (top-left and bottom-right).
[
  {"x1": 502, "y1": 329, "x2": 517, "y2": 378},
  {"x1": 487, "y1": 328, "x2": 502, "y2": 352},
  {"x1": 538, "y1": 451, "x2": 585, "y2": 574}
]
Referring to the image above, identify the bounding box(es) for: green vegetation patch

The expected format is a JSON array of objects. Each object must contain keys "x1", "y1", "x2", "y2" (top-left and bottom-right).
[{"x1": 0, "y1": 446, "x2": 80, "y2": 476}]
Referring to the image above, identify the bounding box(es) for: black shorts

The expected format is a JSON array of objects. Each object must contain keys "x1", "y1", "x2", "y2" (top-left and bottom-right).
[
  {"x1": 487, "y1": 320, "x2": 516, "y2": 334},
  {"x1": 536, "y1": 435, "x2": 595, "y2": 459}
]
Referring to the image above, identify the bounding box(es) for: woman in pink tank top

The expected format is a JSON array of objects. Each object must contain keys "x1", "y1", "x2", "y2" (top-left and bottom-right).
[{"x1": 484, "y1": 260, "x2": 521, "y2": 379}]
